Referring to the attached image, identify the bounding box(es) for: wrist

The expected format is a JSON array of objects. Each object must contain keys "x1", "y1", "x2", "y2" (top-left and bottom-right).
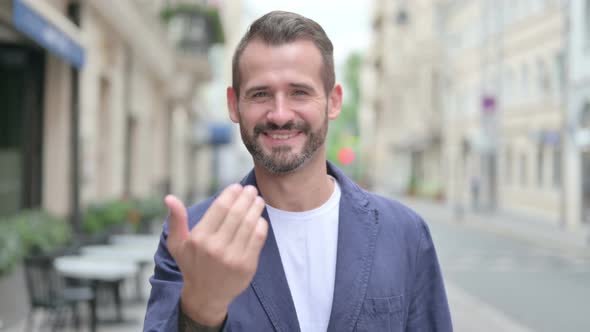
[{"x1": 180, "y1": 287, "x2": 228, "y2": 327}]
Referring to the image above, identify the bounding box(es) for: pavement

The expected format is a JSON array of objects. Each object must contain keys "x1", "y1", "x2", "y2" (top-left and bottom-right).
[
  {"x1": 4, "y1": 197, "x2": 588, "y2": 332},
  {"x1": 445, "y1": 282, "x2": 533, "y2": 332},
  {"x1": 399, "y1": 196, "x2": 590, "y2": 258},
  {"x1": 396, "y1": 197, "x2": 590, "y2": 332}
]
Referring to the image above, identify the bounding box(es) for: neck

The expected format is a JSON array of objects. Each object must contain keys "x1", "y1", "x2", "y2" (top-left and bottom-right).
[{"x1": 254, "y1": 155, "x2": 334, "y2": 212}]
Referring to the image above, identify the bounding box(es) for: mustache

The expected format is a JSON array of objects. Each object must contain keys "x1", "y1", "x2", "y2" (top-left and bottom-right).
[{"x1": 253, "y1": 121, "x2": 311, "y2": 136}]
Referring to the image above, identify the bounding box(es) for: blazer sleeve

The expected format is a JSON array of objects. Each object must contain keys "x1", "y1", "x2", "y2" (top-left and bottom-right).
[
  {"x1": 406, "y1": 220, "x2": 453, "y2": 332},
  {"x1": 142, "y1": 228, "x2": 184, "y2": 332},
  {"x1": 142, "y1": 226, "x2": 231, "y2": 332}
]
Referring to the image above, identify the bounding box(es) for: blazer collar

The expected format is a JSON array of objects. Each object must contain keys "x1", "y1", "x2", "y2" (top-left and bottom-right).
[
  {"x1": 240, "y1": 162, "x2": 379, "y2": 332},
  {"x1": 240, "y1": 170, "x2": 300, "y2": 332}
]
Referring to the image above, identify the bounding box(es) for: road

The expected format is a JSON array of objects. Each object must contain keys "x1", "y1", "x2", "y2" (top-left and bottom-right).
[{"x1": 417, "y1": 203, "x2": 590, "y2": 332}]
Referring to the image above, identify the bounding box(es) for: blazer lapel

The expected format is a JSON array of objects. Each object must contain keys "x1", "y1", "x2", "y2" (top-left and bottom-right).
[
  {"x1": 327, "y1": 164, "x2": 380, "y2": 332},
  {"x1": 241, "y1": 171, "x2": 300, "y2": 332}
]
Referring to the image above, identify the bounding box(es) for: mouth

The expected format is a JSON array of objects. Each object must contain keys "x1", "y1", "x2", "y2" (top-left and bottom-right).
[
  {"x1": 265, "y1": 132, "x2": 300, "y2": 140},
  {"x1": 261, "y1": 131, "x2": 302, "y2": 146}
]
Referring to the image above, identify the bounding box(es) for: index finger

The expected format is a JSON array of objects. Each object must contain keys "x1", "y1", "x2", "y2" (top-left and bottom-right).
[{"x1": 194, "y1": 183, "x2": 243, "y2": 235}]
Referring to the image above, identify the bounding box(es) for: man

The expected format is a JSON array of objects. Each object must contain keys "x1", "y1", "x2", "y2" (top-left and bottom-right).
[{"x1": 144, "y1": 11, "x2": 452, "y2": 332}]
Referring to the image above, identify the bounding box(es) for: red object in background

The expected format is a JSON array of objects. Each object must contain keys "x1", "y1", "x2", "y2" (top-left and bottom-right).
[{"x1": 337, "y1": 147, "x2": 355, "y2": 165}]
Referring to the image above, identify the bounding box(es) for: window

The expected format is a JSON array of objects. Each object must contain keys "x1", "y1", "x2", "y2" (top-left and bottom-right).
[
  {"x1": 553, "y1": 148, "x2": 562, "y2": 188},
  {"x1": 504, "y1": 68, "x2": 514, "y2": 103},
  {"x1": 520, "y1": 152, "x2": 528, "y2": 187},
  {"x1": 537, "y1": 58, "x2": 550, "y2": 96},
  {"x1": 555, "y1": 52, "x2": 565, "y2": 100},
  {"x1": 581, "y1": 103, "x2": 590, "y2": 129},
  {"x1": 537, "y1": 144, "x2": 544, "y2": 187},
  {"x1": 521, "y1": 63, "x2": 529, "y2": 102},
  {"x1": 585, "y1": 0, "x2": 590, "y2": 46},
  {"x1": 505, "y1": 147, "x2": 512, "y2": 185}
]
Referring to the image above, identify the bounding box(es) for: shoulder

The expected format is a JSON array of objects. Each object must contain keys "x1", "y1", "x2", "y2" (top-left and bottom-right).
[{"x1": 365, "y1": 191, "x2": 431, "y2": 242}]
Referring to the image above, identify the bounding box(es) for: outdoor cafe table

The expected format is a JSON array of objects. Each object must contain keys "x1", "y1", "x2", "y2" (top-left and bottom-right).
[
  {"x1": 109, "y1": 234, "x2": 160, "y2": 247},
  {"x1": 80, "y1": 243, "x2": 156, "y2": 301},
  {"x1": 54, "y1": 256, "x2": 138, "y2": 325},
  {"x1": 80, "y1": 244, "x2": 155, "y2": 264}
]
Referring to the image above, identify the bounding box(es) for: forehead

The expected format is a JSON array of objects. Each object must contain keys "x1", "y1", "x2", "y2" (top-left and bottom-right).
[{"x1": 238, "y1": 39, "x2": 323, "y2": 90}]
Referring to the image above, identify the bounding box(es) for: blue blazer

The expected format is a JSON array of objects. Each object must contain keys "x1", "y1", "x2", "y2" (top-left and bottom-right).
[{"x1": 144, "y1": 162, "x2": 452, "y2": 331}]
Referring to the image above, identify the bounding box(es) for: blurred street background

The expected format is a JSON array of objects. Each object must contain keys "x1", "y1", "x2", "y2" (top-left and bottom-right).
[{"x1": 1, "y1": 0, "x2": 589, "y2": 331}]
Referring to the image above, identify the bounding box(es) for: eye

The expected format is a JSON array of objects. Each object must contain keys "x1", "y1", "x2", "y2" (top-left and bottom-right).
[
  {"x1": 292, "y1": 90, "x2": 308, "y2": 96},
  {"x1": 252, "y1": 91, "x2": 269, "y2": 98}
]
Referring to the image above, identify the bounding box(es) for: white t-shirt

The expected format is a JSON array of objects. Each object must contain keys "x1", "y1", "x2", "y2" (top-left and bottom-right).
[{"x1": 266, "y1": 179, "x2": 341, "y2": 332}]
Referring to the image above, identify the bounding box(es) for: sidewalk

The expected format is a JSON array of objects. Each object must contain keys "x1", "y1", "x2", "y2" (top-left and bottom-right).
[
  {"x1": 446, "y1": 282, "x2": 533, "y2": 332},
  {"x1": 398, "y1": 196, "x2": 590, "y2": 258}
]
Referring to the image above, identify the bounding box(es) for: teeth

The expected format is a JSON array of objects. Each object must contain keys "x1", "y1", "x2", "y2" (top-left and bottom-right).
[{"x1": 270, "y1": 134, "x2": 297, "y2": 140}]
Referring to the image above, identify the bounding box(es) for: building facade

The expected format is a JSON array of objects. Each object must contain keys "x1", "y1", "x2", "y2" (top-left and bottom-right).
[
  {"x1": 566, "y1": 0, "x2": 590, "y2": 228},
  {"x1": 360, "y1": 0, "x2": 445, "y2": 199},
  {"x1": 0, "y1": 0, "x2": 213, "y2": 220},
  {"x1": 441, "y1": 0, "x2": 568, "y2": 224},
  {"x1": 362, "y1": 0, "x2": 589, "y2": 229}
]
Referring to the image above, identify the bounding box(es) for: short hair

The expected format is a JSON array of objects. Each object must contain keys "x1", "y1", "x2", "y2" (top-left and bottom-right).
[{"x1": 232, "y1": 11, "x2": 335, "y2": 97}]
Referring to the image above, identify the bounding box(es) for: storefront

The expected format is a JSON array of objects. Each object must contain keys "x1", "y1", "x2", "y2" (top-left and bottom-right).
[{"x1": 0, "y1": 0, "x2": 85, "y2": 217}]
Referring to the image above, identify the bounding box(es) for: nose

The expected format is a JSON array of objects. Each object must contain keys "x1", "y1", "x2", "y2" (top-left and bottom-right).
[{"x1": 266, "y1": 94, "x2": 295, "y2": 127}]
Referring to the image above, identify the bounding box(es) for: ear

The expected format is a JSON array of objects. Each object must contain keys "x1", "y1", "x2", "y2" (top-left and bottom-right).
[
  {"x1": 227, "y1": 87, "x2": 240, "y2": 123},
  {"x1": 327, "y1": 84, "x2": 343, "y2": 120}
]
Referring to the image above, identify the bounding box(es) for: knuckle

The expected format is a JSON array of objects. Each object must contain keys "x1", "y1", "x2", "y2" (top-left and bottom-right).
[
  {"x1": 243, "y1": 215, "x2": 257, "y2": 229},
  {"x1": 224, "y1": 257, "x2": 242, "y2": 270},
  {"x1": 190, "y1": 232, "x2": 207, "y2": 248},
  {"x1": 254, "y1": 230, "x2": 266, "y2": 242},
  {"x1": 227, "y1": 206, "x2": 247, "y2": 221},
  {"x1": 214, "y1": 199, "x2": 232, "y2": 214},
  {"x1": 186, "y1": 236, "x2": 203, "y2": 251},
  {"x1": 206, "y1": 243, "x2": 225, "y2": 260},
  {"x1": 253, "y1": 221, "x2": 268, "y2": 241}
]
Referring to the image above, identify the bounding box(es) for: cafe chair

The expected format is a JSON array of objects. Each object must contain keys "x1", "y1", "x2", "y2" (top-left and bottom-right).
[{"x1": 22, "y1": 255, "x2": 97, "y2": 332}]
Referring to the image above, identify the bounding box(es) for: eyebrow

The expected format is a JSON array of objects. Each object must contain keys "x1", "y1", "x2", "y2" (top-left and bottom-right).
[{"x1": 289, "y1": 83, "x2": 315, "y2": 91}]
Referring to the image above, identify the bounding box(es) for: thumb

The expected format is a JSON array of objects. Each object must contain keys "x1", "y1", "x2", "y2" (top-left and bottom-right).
[{"x1": 165, "y1": 195, "x2": 189, "y2": 257}]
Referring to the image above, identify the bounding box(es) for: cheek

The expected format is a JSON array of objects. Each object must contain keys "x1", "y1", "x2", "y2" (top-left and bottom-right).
[{"x1": 238, "y1": 115, "x2": 260, "y2": 132}]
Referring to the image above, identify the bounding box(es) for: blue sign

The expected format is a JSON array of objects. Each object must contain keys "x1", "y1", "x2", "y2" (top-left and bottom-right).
[
  {"x1": 208, "y1": 123, "x2": 233, "y2": 145},
  {"x1": 12, "y1": 0, "x2": 85, "y2": 68},
  {"x1": 541, "y1": 131, "x2": 561, "y2": 145}
]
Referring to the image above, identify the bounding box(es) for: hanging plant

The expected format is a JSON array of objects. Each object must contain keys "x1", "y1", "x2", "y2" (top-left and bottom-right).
[{"x1": 160, "y1": 4, "x2": 225, "y2": 45}]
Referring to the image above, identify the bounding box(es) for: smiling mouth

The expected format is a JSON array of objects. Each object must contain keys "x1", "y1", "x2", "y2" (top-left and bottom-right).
[{"x1": 265, "y1": 132, "x2": 300, "y2": 140}]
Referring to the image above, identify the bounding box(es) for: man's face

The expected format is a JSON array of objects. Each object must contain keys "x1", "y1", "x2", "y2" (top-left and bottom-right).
[{"x1": 228, "y1": 39, "x2": 341, "y2": 174}]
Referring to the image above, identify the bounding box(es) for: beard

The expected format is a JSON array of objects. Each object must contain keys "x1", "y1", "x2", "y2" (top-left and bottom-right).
[{"x1": 239, "y1": 106, "x2": 329, "y2": 175}]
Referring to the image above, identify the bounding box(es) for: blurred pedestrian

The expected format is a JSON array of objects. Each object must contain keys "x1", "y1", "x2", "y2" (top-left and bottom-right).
[
  {"x1": 143, "y1": 11, "x2": 452, "y2": 332},
  {"x1": 470, "y1": 175, "x2": 480, "y2": 211}
]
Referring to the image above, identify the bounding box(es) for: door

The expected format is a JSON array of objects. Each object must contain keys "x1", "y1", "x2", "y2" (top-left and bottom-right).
[{"x1": 0, "y1": 44, "x2": 45, "y2": 215}]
